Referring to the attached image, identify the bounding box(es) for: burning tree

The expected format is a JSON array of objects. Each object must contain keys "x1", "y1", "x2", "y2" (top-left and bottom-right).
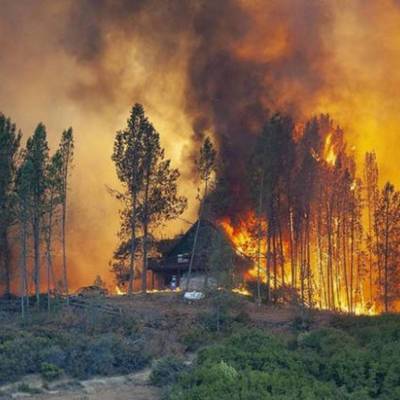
[
  {"x1": 210, "y1": 112, "x2": 399, "y2": 314},
  {"x1": 375, "y1": 183, "x2": 400, "y2": 312}
]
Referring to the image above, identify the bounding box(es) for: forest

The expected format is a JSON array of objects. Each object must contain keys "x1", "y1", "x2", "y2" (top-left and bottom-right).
[
  {"x1": 1, "y1": 67, "x2": 400, "y2": 400},
  {"x1": 1, "y1": 104, "x2": 400, "y2": 316}
]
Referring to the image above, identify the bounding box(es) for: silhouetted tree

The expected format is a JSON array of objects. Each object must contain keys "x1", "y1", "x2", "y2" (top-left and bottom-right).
[
  {"x1": 186, "y1": 137, "x2": 216, "y2": 291},
  {"x1": 139, "y1": 118, "x2": 186, "y2": 292},
  {"x1": 24, "y1": 123, "x2": 49, "y2": 305},
  {"x1": 44, "y1": 150, "x2": 63, "y2": 310},
  {"x1": 59, "y1": 128, "x2": 74, "y2": 301},
  {"x1": 0, "y1": 114, "x2": 21, "y2": 296},
  {"x1": 111, "y1": 104, "x2": 146, "y2": 295},
  {"x1": 375, "y1": 182, "x2": 400, "y2": 312}
]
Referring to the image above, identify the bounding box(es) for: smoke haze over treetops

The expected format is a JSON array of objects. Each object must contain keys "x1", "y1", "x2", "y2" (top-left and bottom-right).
[{"x1": 1, "y1": 0, "x2": 400, "y2": 287}]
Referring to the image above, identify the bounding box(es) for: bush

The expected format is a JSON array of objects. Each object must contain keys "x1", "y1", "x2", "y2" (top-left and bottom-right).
[
  {"x1": 64, "y1": 334, "x2": 150, "y2": 379},
  {"x1": 0, "y1": 328, "x2": 150, "y2": 383},
  {"x1": 40, "y1": 362, "x2": 63, "y2": 381},
  {"x1": 168, "y1": 327, "x2": 400, "y2": 400},
  {"x1": 181, "y1": 326, "x2": 211, "y2": 351},
  {"x1": 150, "y1": 356, "x2": 186, "y2": 387}
]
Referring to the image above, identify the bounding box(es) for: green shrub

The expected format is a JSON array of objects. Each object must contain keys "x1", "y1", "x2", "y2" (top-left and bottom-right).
[
  {"x1": 16, "y1": 383, "x2": 42, "y2": 394},
  {"x1": 181, "y1": 327, "x2": 211, "y2": 351},
  {"x1": 168, "y1": 327, "x2": 400, "y2": 400},
  {"x1": 150, "y1": 356, "x2": 186, "y2": 387},
  {"x1": 40, "y1": 362, "x2": 63, "y2": 381},
  {"x1": 0, "y1": 329, "x2": 150, "y2": 383}
]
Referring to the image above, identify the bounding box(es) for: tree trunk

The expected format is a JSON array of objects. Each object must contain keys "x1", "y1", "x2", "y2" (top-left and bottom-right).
[
  {"x1": 45, "y1": 194, "x2": 54, "y2": 312},
  {"x1": 383, "y1": 197, "x2": 390, "y2": 312},
  {"x1": 62, "y1": 150, "x2": 70, "y2": 304},
  {"x1": 141, "y1": 171, "x2": 151, "y2": 293},
  {"x1": 187, "y1": 180, "x2": 207, "y2": 292},
  {"x1": 256, "y1": 174, "x2": 264, "y2": 305},
  {"x1": 128, "y1": 193, "x2": 137, "y2": 296},
  {"x1": 342, "y1": 210, "x2": 350, "y2": 312},
  {"x1": 20, "y1": 218, "x2": 28, "y2": 318},
  {"x1": 1, "y1": 228, "x2": 11, "y2": 297},
  {"x1": 266, "y1": 229, "x2": 271, "y2": 303},
  {"x1": 33, "y1": 208, "x2": 41, "y2": 306}
]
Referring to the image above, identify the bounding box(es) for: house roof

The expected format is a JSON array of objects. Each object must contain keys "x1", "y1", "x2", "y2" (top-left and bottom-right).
[
  {"x1": 148, "y1": 219, "x2": 251, "y2": 273},
  {"x1": 164, "y1": 219, "x2": 220, "y2": 258}
]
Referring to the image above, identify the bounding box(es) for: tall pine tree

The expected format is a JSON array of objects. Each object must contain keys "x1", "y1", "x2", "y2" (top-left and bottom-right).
[
  {"x1": 25, "y1": 123, "x2": 49, "y2": 305},
  {"x1": 0, "y1": 114, "x2": 21, "y2": 296}
]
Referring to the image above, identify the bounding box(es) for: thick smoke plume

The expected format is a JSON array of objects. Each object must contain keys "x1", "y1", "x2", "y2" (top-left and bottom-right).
[{"x1": 1, "y1": 0, "x2": 400, "y2": 288}]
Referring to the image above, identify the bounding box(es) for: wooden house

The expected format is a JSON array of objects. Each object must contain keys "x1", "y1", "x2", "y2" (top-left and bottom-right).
[{"x1": 148, "y1": 219, "x2": 250, "y2": 290}]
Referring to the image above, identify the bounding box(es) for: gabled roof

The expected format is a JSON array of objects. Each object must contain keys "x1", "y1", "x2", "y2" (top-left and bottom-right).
[
  {"x1": 148, "y1": 219, "x2": 252, "y2": 273},
  {"x1": 164, "y1": 219, "x2": 220, "y2": 258}
]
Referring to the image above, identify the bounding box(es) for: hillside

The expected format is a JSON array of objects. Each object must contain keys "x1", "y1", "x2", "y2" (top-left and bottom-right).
[{"x1": 0, "y1": 293, "x2": 399, "y2": 399}]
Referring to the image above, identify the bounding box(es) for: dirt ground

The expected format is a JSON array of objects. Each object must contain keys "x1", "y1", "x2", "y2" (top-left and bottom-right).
[
  {"x1": 107, "y1": 292, "x2": 334, "y2": 333},
  {"x1": 4, "y1": 369, "x2": 160, "y2": 400}
]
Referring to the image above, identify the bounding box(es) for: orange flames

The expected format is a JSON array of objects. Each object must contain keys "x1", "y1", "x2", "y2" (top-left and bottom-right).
[
  {"x1": 323, "y1": 133, "x2": 337, "y2": 166},
  {"x1": 219, "y1": 213, "x2": 378, "y2": 315}
]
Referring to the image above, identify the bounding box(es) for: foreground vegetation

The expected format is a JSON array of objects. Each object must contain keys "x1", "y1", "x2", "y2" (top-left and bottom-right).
[
  {"x1": 1, "y1": 295, "x2": 400, "y2": 399},
  {"x1": 0, "y1": 308, "x2": 149, "y2": 385},
  {"x1": 163, "y1": 313, "x2": 400, "y2": 399}
]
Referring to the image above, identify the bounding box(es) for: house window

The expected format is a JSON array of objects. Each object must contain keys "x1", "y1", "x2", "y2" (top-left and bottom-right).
[{"x1": 177, "y1": 253, "x2": 189, "y2": 263}]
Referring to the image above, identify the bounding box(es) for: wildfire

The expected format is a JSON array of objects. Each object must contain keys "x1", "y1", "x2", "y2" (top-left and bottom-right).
[
  {"x1": 114, "y1": 286, "x2": 181, "y2": 295},
  {"x1": 219, "y1": 214, "x2": 259, "y2": 257},
  {"x1": 232, "y1": 286, "x2": 252, "y2": 296},
  {"x1": 219, "y1": 213, "x2": 268, "y2": 283},
  {"x1": 219, "y1": 212, "x2": 381, "y2": 315},
  {"x1": 324, "y1": 133, "x2": 337, "y2": 166},
  {"x1": 115, "y1": 286, "x2": 125, "y2": 295}
]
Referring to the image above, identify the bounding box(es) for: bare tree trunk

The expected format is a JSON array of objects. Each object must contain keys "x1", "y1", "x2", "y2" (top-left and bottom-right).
[
  {"x1": 186, "y1": 219, "x2": 201, "y2": 291},
  {"x1": 278, "y1": 221, "x2": 285, "y2": 287},
  {"x1": 366, "y1": 187, "x2": 374, "y2": 304},
  {"x1": 300, "y1": 226, "x2": 305, "y2": 306},
  {"x1": 342, "y1": 211, "x2": 350, "y2": 312},
  {"x1": 33, "y1": 209, "x2": 41, "y2": 306},
  {"x1": 317, "y1": 208, "x2": 327, "y2": 308},
  {"x1": 128, "y1": 193, "x2": 137, "y2": 296},
  {"x1": 62, "y1": 200, "x2": 69, "y2": 304},
  {"x1": 327, "y1": 203, "x2": 334, "y2": 309},
  {"x1": 62, "y1": 149, "x2": 71, "y2": 304},
  {"x1": 288, "y1": 206, "x2": 295, "y2": 287},
  {"x1": 256, "y1": 174, "x2": 264, "y2": 305},
  {"x1": 187, "y1": 180, "x2": 207, "y2": 291},
  {"x1": 306, "y1": 214, "x2": 312, "y2": 307},
  {"x1": 272, "y1": 231, "x2": 277, "y2": 303},
  {"x1": 1, "y1": 228, "x2": 11, "y2": 297},
  {"x1": 20, "y1": 219, "x2": 28, "y2": 318},
  {"x1": 142, "y1": 225, "x2": 148, "y2": 293},
  {"x1": 141, "y1": 171, "x2": 150, "y2": 293},
  {"x1": 350, "y1": 210, "x2": 355, "y2": 313},
  {"x1": 383, "y1": 197, "x2": 390, "y2": 312},
  {"x1": 45, "y1": 194, "x2": 55, "y2": 312},
  {"x1": 266, "y1": 229, "x2": 271, "y2": 303}
]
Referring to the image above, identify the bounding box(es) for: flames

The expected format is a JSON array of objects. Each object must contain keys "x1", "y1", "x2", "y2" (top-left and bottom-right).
[
  {"x1": 324, "y1": 133, "x2": 337, "y2": 166},
  {"x1": 114, "y1": 286, "x2": 181, "y2": 295},
  {"x1": 3, "y1": 1, "x2": 400, "y2": 309},
  {"x1": 115, "y1": 286, "x2": 125, "y2": 296},
  {"x1": 219, "y1": 213, "x2": 267, "y2": 283},
  {"x1": 219, "y1": 213, "x2": 379, "y2": 315}
]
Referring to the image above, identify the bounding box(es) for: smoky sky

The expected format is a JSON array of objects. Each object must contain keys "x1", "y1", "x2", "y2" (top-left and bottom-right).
[
  {"x1": 2, "y1": 0, "x2": 399, "y2": 287},
  {"x1": 58, "y1": 0, "x2": 335, "y2": 211}
]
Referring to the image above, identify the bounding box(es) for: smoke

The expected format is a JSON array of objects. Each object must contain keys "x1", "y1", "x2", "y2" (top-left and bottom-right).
[{"x1": 1, "y1": 0, "x2": 400, "y2": 289}]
